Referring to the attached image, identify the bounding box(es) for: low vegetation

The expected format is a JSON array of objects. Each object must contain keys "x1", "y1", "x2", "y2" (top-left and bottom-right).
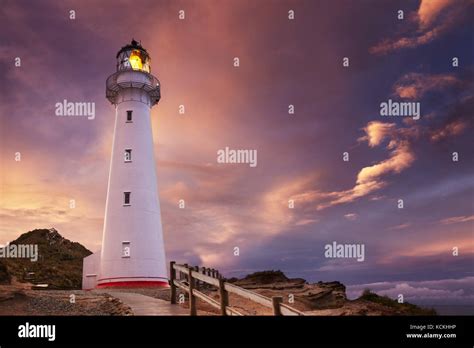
[{"x1": 359, "y1": 289, "x2": 436, "y2": 315}]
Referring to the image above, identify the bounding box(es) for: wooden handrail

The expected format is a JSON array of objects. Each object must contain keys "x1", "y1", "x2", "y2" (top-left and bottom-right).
[
  {"x1": 190, "y1": 270, "x2": 220, "y2": 287},
  {"x1": 173, "y1": 279, "x2": 189, "y2": 292},
  {"x1": 169, "y1": 262, "x2": 304, "y2": 316},
  {"x1": 224, "y1": 283, "x2": 273, "y2": 308},
  {"x1": 280, "y1": 303, "x2": 305, "y2": 316},
  {"x1": 173, "y1": 264, "x2": 190, "y2": 275}
]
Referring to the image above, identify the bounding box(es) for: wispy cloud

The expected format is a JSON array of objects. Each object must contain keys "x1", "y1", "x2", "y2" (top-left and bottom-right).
[
  {"x1": 383, "y1": 237, "x2": 474, "y2": 259},
  {"x1": 430, "y1": 119, "x2": 469, "y2": 142},
  {"x1": 440, "y1": 215, "x2": 474, "y2": 224},
  {"x1": 344, "y1": 213, "x2": 358, "y2": 220},
  {"x1": 316, "y1": 122, "x2": 416, "y2": 210},
  {"x1": 358, "y1": 122, "x2": 396, "y2": 147},
  {"x1": 393, "y1": 73, "x2": 461, "y2": 99},
  {"x1": 370, "y1": 0, "x2": 472, "y2": 55},
  {"x1": 388, "y1": 223, "x2": 411, "y2": 230},
  {"x1": 418, "y1": 0, "x2": 454, "y2": 29},
  {"x1": 265, "y1": 121, "x2": 417, "y2": 212}
]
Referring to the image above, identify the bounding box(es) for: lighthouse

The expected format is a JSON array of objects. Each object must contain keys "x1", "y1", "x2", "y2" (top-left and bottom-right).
[{"x1": 82, "y1": 40, "x2": 168, "y2": 289}]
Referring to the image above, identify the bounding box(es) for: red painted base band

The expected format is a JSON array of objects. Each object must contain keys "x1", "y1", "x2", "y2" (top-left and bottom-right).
[{"x1": 97, "y1": 280, "x2": 169, "y2": 288}]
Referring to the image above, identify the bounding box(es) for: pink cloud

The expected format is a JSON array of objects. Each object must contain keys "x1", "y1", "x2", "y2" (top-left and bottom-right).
[
  {"x1": 358, "y1": 121, "x2": 396, "y2": 147},
  {"x1": 383, "y1": 237, "x2": 474, "y2": 260},
  {"x1": 440, "y1": 215, "x2": 474, "y2": 224},
  {"x1": 370, "y1": 0, "x2": 471, "y2": 55},
  {"x1": 356, "y1": 141, "x2": 414, "y2": 185},
  {"x1": 344, "y1": 213, "x2": 358, "y2": 220},
  {"x1": 388, "y1": 223, "x2": 412, "y2": 230},
  {"x1": 393, "y1": 73, "x2": 460, "y2": 99},
  {"x1": 430, "y1": 120, "x2": 469, "y2": 142},
  {"x1": 315, "y1": 123, "x2": 415, "y2": 209},
  {"x1": 418, "y1": 0, "x2": 453, "y2": 29},
  {"x1": 282, "y1": 122, "x2": 417, "y2": 211}
]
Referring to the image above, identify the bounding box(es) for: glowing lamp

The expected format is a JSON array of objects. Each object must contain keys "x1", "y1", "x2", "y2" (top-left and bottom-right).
[{"x1": 129, "y1": 50, "x2": 143, "y2": 71}]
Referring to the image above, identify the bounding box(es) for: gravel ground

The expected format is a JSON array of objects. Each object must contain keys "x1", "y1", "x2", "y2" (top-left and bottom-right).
[{"x1": 0, "y1": 286, "x2": 132, "y2": 316}]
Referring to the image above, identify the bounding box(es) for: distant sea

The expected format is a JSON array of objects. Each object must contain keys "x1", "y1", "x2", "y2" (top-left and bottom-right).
[{"x1": 425, "y1": 305, "x2": 474, "y2": 316}]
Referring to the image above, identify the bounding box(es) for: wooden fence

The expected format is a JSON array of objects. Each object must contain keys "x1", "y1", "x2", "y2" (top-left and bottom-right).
[{"x1": 169, "y1": 261, "x2": 305, "y2": 316}]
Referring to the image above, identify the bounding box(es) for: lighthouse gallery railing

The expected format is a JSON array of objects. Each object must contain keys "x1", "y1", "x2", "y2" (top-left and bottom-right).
[{"x1": 106, "y1": 70, "x2": 161, "y2": 105}]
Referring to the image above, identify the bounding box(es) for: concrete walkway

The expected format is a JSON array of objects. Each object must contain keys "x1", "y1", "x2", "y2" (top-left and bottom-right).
[{"x1": 109, "y1": 292, "x2": 189, "y2": 315}]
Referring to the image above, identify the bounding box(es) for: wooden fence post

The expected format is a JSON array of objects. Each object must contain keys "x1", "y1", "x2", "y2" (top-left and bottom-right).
[
  {"x1": 200, "y1": 267, "x2": 205, "y2": 288},
  {"x1": 272, "y1": 296, "x2": 283, "y2": 316},
  {"x1": 218, "y1": 278, "x2": 229, "y2": 316},
  {"x1": 188, "y1": 267, "x2": 197, "y2": 316},
  {"x1": 170, "y1": 261, "x2": 176, "y2": 304},
  {"x1": 183, "y1": 263, "x2": 189, "y2": 284},
  {"x1": 194, "y1": 266, "x2": 200, "y2": 288}
]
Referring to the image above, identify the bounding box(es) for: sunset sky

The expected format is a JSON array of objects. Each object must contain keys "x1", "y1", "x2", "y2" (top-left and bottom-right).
[{"x1": 1, "y1": 0, "x2": 473, "y2": 306}]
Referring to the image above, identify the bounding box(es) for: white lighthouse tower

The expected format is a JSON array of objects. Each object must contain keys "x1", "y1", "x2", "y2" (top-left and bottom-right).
[{"x1": 82, "y1": 40, "x2": 168, "y2": 289}]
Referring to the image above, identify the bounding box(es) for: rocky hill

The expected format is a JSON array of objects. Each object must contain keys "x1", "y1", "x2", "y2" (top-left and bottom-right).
[{"x1": 0, "y1": 228, "x2": 91, "y2": 289}]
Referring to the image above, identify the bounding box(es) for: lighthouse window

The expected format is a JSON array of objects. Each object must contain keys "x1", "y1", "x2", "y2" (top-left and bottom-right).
[
  {"x1": 126, "y1": 110, "x2": 133, "y2": 122},
  {"x1": 123, "y1": 192, "x2": 131, "y2": 206},
  {"x1": 124, "y1": 149, "x2": 132, "y2": 162},
  {"x1": 122, "y1": 242, "x2": 130, "y2": 258}
]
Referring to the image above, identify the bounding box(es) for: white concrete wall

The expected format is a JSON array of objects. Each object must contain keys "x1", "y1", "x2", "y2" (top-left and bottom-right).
[
  {"x1": 98, "y1": 75, "x2": 167, "y2": 287},
  {"x1": 82, "y1": 251, "x2": 100, "y2": 289}
]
